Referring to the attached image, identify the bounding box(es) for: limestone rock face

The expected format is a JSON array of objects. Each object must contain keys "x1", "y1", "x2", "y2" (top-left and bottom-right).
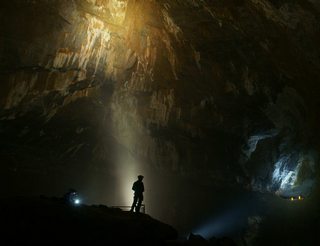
[{"x1": 1, "y1": 0, "x2": 320, "y2": 231}]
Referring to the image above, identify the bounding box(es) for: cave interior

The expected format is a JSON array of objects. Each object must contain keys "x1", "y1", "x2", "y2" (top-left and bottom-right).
[{"x1": 1, "y1": 0, "x2": 320, "y2": 245}]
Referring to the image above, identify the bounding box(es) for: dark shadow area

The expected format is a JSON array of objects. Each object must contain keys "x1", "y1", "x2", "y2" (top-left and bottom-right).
[{"x1": 0, "y1": 195, "x2": 177, "y2": 246}]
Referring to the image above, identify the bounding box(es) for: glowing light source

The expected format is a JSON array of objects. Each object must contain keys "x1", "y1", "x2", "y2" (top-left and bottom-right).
[
  {"x1": 74, "y1": 199, "x2": 81, "y2": 205},
  {"x1": 290, "y1": 197, "x2": 294, "y2": 201}
]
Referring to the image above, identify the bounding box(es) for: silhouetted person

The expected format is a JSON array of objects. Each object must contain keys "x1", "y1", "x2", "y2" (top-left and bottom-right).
[
  {"x1": 130, "y1": 175, "x2": 144, "y2": 213},
  {"x1": 63, "y1": 188, "x2": 78, "y2": 205}
]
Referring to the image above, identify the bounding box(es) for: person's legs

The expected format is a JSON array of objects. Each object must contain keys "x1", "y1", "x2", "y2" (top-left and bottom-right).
[
  {"x1": 135, "y1": 195, "x2": 143, "y2": 213},
  {"x1": 130, "y1": 195, "x2": 138, "y2": 212}
]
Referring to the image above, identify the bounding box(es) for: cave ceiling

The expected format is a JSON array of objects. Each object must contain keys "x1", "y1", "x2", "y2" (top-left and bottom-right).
[{"x1": 1, "y1": 0, "x2": 320, "y2": 198}]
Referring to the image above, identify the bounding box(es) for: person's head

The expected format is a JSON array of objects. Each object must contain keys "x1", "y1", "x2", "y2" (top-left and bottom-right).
[
  {"x1": 138, "y1": 175, "x2": 144, "y2": 181},
  {"x1": 69, "y1": 188, "x2": 76, "y2": 193}
]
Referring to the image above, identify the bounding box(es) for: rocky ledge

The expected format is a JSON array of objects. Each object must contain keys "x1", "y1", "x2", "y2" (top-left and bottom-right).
[{"x1": 0, "y1": 196, "x2": 177, "y2": 245}]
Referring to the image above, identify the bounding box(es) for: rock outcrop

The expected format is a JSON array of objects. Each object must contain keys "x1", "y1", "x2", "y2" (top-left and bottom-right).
[{"x1": 0, "y1": 196, "x2": 177, "y2": 245}]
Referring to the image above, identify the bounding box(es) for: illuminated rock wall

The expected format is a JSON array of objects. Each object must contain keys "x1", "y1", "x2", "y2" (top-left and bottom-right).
[{"x1": 1, "y1": 0, "x2": 320, "y2": 203}]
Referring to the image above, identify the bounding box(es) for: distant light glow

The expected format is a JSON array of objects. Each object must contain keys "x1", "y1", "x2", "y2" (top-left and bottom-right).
[
  {"x1": 193, "y1": 196, "x2": 254, "y2": 239},
  {"x1": 74, "y1": 199, "x2": 80, "y2": 205}
]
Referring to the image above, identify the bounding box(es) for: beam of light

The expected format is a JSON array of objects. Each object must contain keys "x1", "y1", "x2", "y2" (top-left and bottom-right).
[
  {"x1": 192, "y1": 195, "x2": 256, "y2": 239},
  {"x1": 193, "y1": 209, "x2": 241, "y2": 239},
  {"x1": 111, "y1": 95, "x2": 145, "y2": 206},
  {"x1": 115, "y1": 153, "x2": 143, "y2": 206},
  {"x1": 89, "y1": 0, "x2": 138, "y2": 208}
]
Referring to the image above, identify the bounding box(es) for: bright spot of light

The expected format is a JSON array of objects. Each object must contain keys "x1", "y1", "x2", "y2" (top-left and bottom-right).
[{"x1": 74, "y1": 199, "x2": 80, "y2": 205}]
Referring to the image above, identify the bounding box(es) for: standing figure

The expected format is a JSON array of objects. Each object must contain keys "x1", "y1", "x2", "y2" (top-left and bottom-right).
[
  {"x1": 130, "y1": 175, "x2": 144, "y2": 213},
  {"x1": 63, "y1": 188, "x2": 78, "y2": 205}
]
